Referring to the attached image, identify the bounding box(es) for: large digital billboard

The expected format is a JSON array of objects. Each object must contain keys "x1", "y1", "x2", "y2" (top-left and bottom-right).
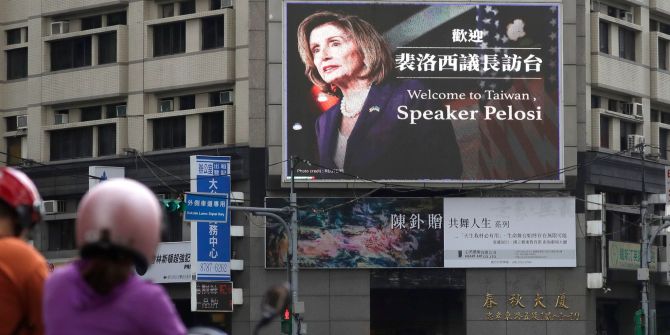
[
  {"x1": 265, "y1": 197, "x2": 575, "y2": 269},
  {"x1": 283, "y1": 2, "x2": 562, "y2": 182}
]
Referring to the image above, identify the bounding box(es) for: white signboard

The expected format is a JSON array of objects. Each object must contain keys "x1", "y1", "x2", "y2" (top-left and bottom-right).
[
  {"x1": 444, "y1": 197, "x2": 576, "y2": 268},
  {"x1": 141, "y1": 241, "x2": 191, "y2": 283},
  {"x1": 88, "y1": 166, "x2": 125, "y2": 189},
  {"x1": 665, "y1": 166, "x2": 670, "y2": 215}
]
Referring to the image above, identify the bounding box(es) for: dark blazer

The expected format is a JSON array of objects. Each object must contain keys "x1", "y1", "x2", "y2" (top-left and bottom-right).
[{"x1": 315, "y1": 79, "x2": 462, "y2": 180}]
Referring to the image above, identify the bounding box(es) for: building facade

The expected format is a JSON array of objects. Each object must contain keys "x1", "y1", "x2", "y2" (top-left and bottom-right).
[{"x1": 3, "y1": 0, "x2": 670, "y2": 334}]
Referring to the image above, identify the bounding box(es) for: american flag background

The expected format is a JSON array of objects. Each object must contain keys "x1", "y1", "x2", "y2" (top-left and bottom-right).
[{"x1": 471, "y1": 5, "x2": 560, "y2": 180}]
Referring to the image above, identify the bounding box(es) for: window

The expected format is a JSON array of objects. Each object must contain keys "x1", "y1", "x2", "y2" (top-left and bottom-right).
[
  {"x1": 161, "y1": 3, "x2": 175, "y2": 18},
  {"x1": 98, "y1": 124, "x2": 116, "y2": 156},
  {"x1": 80, "y1": 106, "x2": 102, "y2": 122},
  {"x1": 6, "y1": 116, "x2": 17, "y2": 132},
  {"x1": 620, "y1": 121, "x2": 636, "y2": 150},
  {"x1": 48, "y1": 220, "x2": 76, "y2": 251},
  {"x1": 179, "y1": 95, "x2": 195, "y2": 110},
  {"x1": 619, "y1": 27, "x2": 635, "y2": 61},
  {"x1": 6, "y1": 137, "x2": 22, "y2": 166},
  {"x1": 81, "y1": 15, "x2": 102, "y2": 30},
  {"x1": 6, "y1": 48, "x2": 27, "y2": 80},
  {"x1": 6, "y1": 28, "x2": 22, "y2": 45},
  {"x1": 202, "y1": 16, "x2": 224, "y2": 50},
  {"x1": 98, "y1": 32, "x2": 117, "y2": 64},
  {"x1": 660, "y1": 39, "x2": 668, "y2": 70},
  {"x1": 202, "y1": 112, "x2": 224, "y2": 145},
  {"x1": 210, "y1": 0, "x2": 229, "y2": 10},
  {"x1": 106, "y1": 104, "x2": 126, "y2": 118},
  {"x1": 600, "y1": 115, "x2": 610, "y2": 148},
  {"x1": 661, "y1": 129, "x2": 669, "y2": 160},
  {"x1": 106, "y1": 11, "x2": 127, "y2": 26},
  {"x1": 50, "y1": 36, "x2": 92, "y2": 71},
  {"x1": 599, "y1": 21, "x2": 609, "y2": 53},
  {"x1": 180, "y1": 0, "x2": 195, "y2": 15},
  {"x1": 50, "y1": 127, "x2": 93, "y2": 160},
  {"x1": 591, "y1": 95, "x2": 601, "y2": 108},
  {"x1": 153, "y1": 116, "x2": 186, "y2": 150},
  {"x1": 153, "y1": 22, "x2": 185, "y2": 57}
]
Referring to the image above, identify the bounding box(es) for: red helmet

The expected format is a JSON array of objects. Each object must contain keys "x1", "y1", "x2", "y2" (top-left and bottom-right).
[
  {"x1": 76, "y1": 178, "x2": 162, "y2": 275},
  {"x1": 0, "y1": 167, "x2": 43, "y2": 232}
]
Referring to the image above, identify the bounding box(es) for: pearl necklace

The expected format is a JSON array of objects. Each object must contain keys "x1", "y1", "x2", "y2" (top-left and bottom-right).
[
  {"x1": 339, "y1": 96, "x2": 360, "y2": 118},
  {"x1": 340, "y1": 86, "x2": 372, "y2": 118}
]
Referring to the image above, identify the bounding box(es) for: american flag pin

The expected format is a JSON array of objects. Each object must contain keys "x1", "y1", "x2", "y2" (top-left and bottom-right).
[{"x1": 369, "y1": 106, "x2": 380, "y2": 113}]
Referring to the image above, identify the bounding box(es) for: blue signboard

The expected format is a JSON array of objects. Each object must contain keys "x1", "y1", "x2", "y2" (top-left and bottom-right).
[
  {"x1": 190, "y1": 155, "x2": 231, "y2": 281},
  {"x1": 184, "y1": 193, "x2": 229, "y2": 223}
]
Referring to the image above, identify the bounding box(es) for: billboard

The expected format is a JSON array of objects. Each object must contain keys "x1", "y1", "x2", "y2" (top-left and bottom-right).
[
  {"x1": 283, "y1": 2, "x2": 562, "y2": 183},
  {"x1": 141, "y1": 241, "x2": 191, "y2": 284},
  {"x1": 265, "y1": 197, "x2": 575, "y2": 268},
  {"x1": 608, "y1": 241, "x2": 658, "y2": 271}
]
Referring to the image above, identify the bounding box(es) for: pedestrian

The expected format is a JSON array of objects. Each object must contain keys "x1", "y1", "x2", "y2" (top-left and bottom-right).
[
  {"x1": 43, "y1": 178, "x2": 187, "y2": 335},
  {"x1": 0, "y1": 167, "x2": 47, "y2": 335}
]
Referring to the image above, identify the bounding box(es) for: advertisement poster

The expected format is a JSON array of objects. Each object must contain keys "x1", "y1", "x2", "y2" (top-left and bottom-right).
[
  {"x1": 265, "y1": 197, "x2": 575, "y2": 269},
  {"x1": 608, "y1": 241, "x2": 658, "y2": 271},
  {"x1": 443, "y1": 197, "x2": 576, "y2": 267},
  {"x1": 141, "y1": 241, "x2": 191, "y2": 284},
  {"x1": 265, "y1": 197, "x2": 444, "y2": 268},
  {"x1": 283, "y1": 2, "x2": 562, "y2": 182}
]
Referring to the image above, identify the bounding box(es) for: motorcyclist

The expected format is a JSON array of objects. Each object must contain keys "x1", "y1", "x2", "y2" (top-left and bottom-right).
[
  {"x1": 0, "y1": 167, "x2": 47, "y2": 335},
  {"x1": 43, "y1": 178, "x2": 187, "y2": 335}
]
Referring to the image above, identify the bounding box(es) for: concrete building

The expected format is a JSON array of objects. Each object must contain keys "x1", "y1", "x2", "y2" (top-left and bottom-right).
[{"x1": 3, "y1": 0, "x2": 670, "y2": 334}]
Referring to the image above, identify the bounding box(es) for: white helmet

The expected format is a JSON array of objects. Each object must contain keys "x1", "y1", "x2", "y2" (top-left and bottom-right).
[{"x1": 76, "y1": 178, "x2": 162, "y2": 275}]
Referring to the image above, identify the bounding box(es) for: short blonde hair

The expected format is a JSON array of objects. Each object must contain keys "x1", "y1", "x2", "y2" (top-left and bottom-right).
[{"x1": 297, "y1": 11, "x2": 393, "y2": 95}]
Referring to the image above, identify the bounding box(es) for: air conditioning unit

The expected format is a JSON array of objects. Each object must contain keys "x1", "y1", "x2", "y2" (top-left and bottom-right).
[
  {"x1": 16, "y1": 115, "x2": 27, "y2": 130},
  {"x1": 624, "y1": 102, "x2": 643, "y2": 118},
  {"x1": 624, "y1": 11, "x2": 634, "y2": 23},
  {"x1": 219, "y1": 91, "x2": 233, "y2": 105},
  {"x1": 50, "y1": 21, "x2": 69, "y2": 35},
  {"x1": 159, "y1": 99, "x2": 174, "y2": 113},
  {"x1": 632, "y1": 102, "x2": 643, "y2": 118},
  {"x1": 627, "y1": 134, "x2": 645, "y2": 152},
  {"x1": 219, "y1": 0, "x2": 233, "y2": 9},
  {"x1": 43, "y1": 200, "x2": 65, "y2": 214},
  {"x1": 115, "y1": 105, "x2": 127, "y2": 117},
  {"x1": 55, "y1": 113, "x2": 69, "y2": 125}
]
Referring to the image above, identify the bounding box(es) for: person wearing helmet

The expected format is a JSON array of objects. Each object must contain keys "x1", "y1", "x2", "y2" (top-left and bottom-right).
[
  {"x1": 42, "y1": 178, "x2": 186, "y2": 335},
  {"x1": 0, "y1": 167, "x2": 47, "y2": 335}
]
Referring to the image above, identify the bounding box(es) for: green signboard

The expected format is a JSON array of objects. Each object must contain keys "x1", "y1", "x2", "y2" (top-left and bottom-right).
[{"x1": 608, "y1": 241, "x2": 658, "y2": 271}]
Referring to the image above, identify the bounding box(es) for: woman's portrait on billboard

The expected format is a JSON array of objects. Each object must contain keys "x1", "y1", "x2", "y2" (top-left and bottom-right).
[{"x1": 295, "y1": 10, "x2": 463, "y2": 180}]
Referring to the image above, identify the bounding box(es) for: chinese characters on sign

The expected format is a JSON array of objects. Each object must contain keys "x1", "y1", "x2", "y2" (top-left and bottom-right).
[
  {"x1": 395, "y1": 52, "x2": 543, "y2": 73},
  {"x1": 192, "y1": 281, "x2": 233, "y2": 312},
  {"x1": 482, "y1": 292, "x2": 580, "y2": 321},
  {"x1": 444, "y1": 198, "x2": 576, "y2": 268}
]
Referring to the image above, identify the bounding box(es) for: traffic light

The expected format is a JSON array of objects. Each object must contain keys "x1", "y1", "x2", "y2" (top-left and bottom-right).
[
  {"x1": 634, "y1": 309, "x2": 645, "y2": 335},
  {"x1": 161, "y1": 199, "x2": 185, "y2": 212},
  {"x1": 280, "y1": 307, "x2": 292, "y2": 334}
]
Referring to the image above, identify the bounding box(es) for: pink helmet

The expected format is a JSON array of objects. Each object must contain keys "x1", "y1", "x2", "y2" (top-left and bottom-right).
[{"x1": 76, "y1": 178, "x2": 162, "y2": 274}]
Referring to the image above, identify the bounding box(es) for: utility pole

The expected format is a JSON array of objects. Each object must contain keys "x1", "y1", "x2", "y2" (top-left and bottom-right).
[
  {"x1": 228, "y1": 156, "x2": 302, "y2": 335},
  {"x1": 289, "y1": 156, "x2": 300, "y2": 335},
  {"x1": 639, "y1": 142, "x2": 650, "y2": 335}
]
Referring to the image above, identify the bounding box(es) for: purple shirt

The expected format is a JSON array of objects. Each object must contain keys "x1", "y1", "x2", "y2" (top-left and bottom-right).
[{"x1": 43, "y1": 260, "x2": 187, "y2": 335}]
